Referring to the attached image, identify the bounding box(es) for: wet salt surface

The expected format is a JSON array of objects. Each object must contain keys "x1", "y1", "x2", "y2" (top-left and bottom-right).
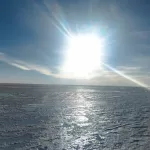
[{"x1": 0, "y1": 84, "x2": 150, "y2": 150}]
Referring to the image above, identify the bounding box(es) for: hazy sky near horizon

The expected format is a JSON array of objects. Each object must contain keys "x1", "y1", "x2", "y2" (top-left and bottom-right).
[{"x1": 0, "y1": 0, "x2": 150, "y2": 86}]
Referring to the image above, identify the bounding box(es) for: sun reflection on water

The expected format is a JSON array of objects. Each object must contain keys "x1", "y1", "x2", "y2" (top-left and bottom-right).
[
  {"x1": 73, "y1": 90, "x2": 93, "y2": 124},
  {"x1": 58, "y1": 87, "x2": 106, "y2": 149}
]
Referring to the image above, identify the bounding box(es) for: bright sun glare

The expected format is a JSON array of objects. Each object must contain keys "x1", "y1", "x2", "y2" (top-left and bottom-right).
[{"x1": 63, "y1": 33, "x2": 105, "y2": 79}]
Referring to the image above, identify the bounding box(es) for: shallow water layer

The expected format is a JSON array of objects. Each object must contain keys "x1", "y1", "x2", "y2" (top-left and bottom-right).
[{"x1": 0, "y1": 84, "x2": 150, "y2": 150}]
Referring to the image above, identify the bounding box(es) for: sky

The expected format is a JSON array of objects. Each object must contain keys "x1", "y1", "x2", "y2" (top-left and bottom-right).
[{"x1": 0, "y1": 0, "x2": 150, "y2": 86}]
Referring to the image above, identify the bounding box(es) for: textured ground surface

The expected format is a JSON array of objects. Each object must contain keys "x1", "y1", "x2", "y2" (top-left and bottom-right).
[{"x1": 0, "y1": 84, "x2": 150, "y2": 150}]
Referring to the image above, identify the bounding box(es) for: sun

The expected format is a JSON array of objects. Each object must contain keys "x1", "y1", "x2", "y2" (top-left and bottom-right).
[{"x1": 62, "y1": 33, "x2": 105, "y2": 79}]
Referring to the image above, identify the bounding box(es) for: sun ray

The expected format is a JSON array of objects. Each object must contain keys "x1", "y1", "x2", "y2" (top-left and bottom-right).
[{"x1": 102, "y1": 62, "x2": 148, "y2": 89}]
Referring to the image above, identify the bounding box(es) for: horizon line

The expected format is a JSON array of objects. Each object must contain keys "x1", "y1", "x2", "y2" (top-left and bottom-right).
[{"x1": 0, "y1": 82, "x2": 148, "y2": 88}]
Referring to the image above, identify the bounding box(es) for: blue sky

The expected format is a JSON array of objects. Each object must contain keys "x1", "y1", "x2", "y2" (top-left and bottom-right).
[{"x1": 0, "y1": 0, "x2": 150, "y2": 86}]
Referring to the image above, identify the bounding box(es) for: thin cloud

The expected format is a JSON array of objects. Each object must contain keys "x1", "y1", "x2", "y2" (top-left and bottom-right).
[
  {"x1": 0, "y1": 52, "x2": 79, "y2": 79},
  {"x1": 131, "y1": 30, "x2": 150, "y2": 39},
  {"x1": 0, "y1": 52, "x2": 54, "y2": 76},
  {"x1": 117, "y1": 66, "x2": 142, "y2": 74},
  {"x1": 0, "y1": 52, "x2": 149, "y2": 86},
  {"x1": 10, "y1": 63, "x2": 30, "y2": 71},
  {"x1": 0, "y1": 52, "x2": 78, "y2": 79}
]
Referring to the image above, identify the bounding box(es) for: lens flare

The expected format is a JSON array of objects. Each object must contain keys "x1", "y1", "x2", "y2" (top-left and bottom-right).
[
  {"x1": 102, "y1": 63, "x2": 148, "y2": 89},
  {"x1": 62, "y1": 33, "x2": 105, "y2": 79}
]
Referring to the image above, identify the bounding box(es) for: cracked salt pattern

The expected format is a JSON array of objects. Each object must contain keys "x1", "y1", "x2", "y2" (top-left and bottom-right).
[{"x1": 0, "y1": 84, "x2": 150, "y2": 150}]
